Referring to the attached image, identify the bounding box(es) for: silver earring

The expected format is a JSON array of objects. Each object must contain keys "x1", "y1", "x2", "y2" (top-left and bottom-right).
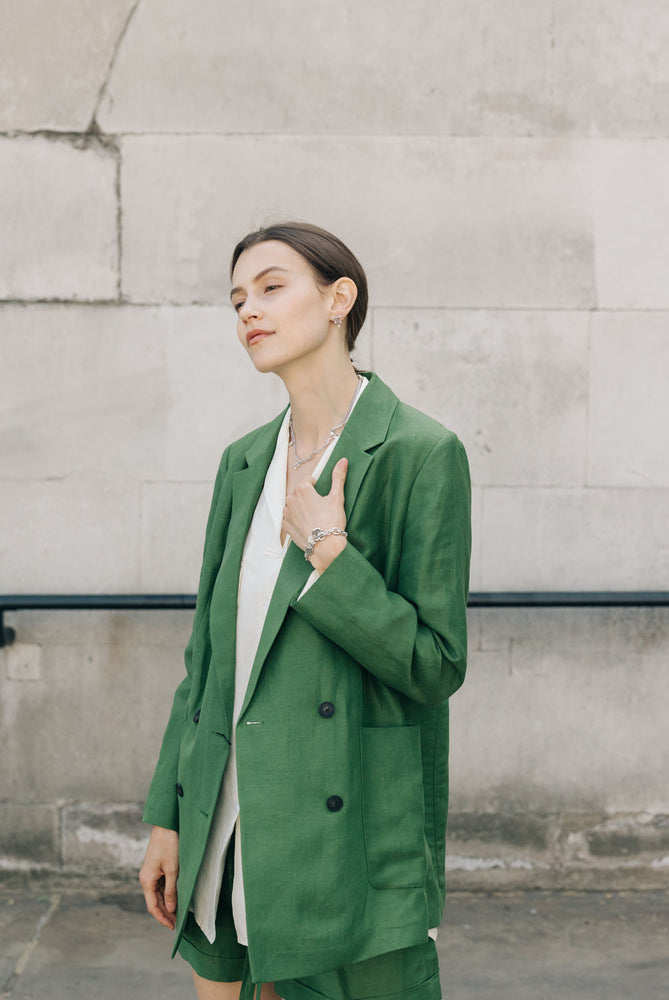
[{"x1": 332, "y1": 315, "x2": 343, "y2": 327}]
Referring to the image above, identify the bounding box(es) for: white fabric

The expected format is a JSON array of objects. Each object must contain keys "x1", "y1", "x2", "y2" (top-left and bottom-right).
[{"x1": 191, "y1": 379, "x2": 367, "y2": 944}]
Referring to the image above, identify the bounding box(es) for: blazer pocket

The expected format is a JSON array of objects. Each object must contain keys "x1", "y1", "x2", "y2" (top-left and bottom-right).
[{"x1": 360, "y1": 725, "x2": 426, "y2": 889}]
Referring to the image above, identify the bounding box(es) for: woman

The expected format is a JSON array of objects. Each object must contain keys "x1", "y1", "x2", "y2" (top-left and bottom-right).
[{"x1": 140, "y1": 222, "x2": 471, "y2": 1000}]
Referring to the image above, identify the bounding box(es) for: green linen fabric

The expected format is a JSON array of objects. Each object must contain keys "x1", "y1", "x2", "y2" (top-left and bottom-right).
[{"x1": 142, "y1": 372, "x2": 471, "y2": 984}]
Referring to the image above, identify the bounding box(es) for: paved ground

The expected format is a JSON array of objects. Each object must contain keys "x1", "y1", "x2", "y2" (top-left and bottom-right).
[{"x1": 1, "y1": 875, "x2": 667, "y2": 999}]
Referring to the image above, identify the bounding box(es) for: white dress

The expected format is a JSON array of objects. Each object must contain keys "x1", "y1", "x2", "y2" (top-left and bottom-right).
[{"x1": 191, "y1": 380, "x2": 367, "y2": 945}]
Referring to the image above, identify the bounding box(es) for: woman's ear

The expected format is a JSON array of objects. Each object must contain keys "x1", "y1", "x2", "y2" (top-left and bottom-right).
[{"x1": 330, "y1": 277, "x2": 358, "y2": 320}]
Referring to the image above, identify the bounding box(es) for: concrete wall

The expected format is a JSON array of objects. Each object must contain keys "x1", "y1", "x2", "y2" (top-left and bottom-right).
[{"x1": 1, "y1": 0, "x2": 668, "y2": 882}]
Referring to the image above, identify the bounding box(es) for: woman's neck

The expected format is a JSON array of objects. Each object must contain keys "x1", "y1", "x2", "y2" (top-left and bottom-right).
[{"x1": 281, "y1": 355, "x2": 362, "y2": 457}]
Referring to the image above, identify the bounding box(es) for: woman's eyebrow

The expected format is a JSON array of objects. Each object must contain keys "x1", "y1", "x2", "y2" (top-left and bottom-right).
[{"x1": 230, "y1": 266, "x2": 290, "y2": 299}]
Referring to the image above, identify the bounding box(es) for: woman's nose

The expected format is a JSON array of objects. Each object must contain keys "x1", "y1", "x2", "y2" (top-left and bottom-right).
[{"x1": 239, "y1": 299, "x2": 260, "y2": 323}]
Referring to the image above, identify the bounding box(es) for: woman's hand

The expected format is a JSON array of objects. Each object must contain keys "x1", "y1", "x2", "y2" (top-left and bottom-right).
[
  {"x1": 283, "y1": 457, "x2": 348, "y2": 573},
  {"x1": 139, "y1": 825, "x2": 179, "y2": 929}
]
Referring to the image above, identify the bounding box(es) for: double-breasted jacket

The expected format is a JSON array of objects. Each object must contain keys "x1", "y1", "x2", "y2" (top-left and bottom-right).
[{"x1": 142, "y1": 371, "x2": 472, "y2": 984}]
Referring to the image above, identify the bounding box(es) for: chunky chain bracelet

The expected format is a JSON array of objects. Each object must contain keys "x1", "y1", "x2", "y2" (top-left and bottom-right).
[{"x1": 304, "y1": 527, "x2": 348, "y2": 561}]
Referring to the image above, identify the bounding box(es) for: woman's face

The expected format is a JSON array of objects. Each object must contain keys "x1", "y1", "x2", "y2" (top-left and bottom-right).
[{"x1": 230, "y1": 240, "x2": 336, "y2": 375}]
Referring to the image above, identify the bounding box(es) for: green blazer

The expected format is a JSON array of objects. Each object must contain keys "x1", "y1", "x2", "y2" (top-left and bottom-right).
[{"x1": 143, "y1": 371, "x2": 471, "y2": 984}]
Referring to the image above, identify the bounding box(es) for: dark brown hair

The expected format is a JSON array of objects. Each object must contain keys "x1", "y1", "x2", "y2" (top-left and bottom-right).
[{"x1": 230, "y1": 221, "x2": 368, "y2": 353}]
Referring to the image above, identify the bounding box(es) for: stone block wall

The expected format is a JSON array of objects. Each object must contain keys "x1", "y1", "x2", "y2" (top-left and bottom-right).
[{"x1": 1, "y1": 0, "x2": 668, "y2": 881}]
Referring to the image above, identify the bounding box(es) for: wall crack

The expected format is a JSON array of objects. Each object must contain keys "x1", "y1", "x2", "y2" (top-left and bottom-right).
[
  {"x1": 1, "y1": 893, "x2": 61, "y2": 996},
  {"x1": 88, "y1": 0, "x2": 144, "y2": 133}
]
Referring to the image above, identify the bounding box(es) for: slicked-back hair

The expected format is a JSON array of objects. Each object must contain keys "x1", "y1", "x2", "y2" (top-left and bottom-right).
[{"x1": 230, "y1": 221, "x2": 368, "y2": 353}]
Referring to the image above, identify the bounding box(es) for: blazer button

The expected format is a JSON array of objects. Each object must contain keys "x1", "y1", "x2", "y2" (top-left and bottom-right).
[
  {"x1": 318, "y1": 702, "x2": 335, "y2": 718},
  {"x1": 175, "y1": 783, "x2": 184, "y2": 797},
  {"x1": 193, "y1": 709, "x2": 201, "y2": 724},
  {"x1": 326, "y1": 795, "x2": 343, "y2": 812}
]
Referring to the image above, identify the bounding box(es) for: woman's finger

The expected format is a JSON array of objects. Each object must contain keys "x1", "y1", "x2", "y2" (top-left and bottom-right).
[
  {"x1": 163, "y1": 866, "x2": 178, "y2": 914},
  {"x1": 329, "y1": 457, "x2": 348, "y2": 502},
  {"x1": 144, "y1": 881, "x2": 176, "y2": 929}
]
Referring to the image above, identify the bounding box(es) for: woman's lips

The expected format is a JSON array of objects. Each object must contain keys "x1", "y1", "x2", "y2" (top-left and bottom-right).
[{"x1": 247, "y1": 329, "x2": 274, "y2": 346}]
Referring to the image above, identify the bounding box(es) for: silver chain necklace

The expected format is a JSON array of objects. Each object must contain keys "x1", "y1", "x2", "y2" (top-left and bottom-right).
[{"x1": 288, "y1": 375, "x2": 365, "y2": 470}]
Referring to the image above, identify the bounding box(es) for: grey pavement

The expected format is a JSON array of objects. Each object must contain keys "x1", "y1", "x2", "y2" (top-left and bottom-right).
[{"x1": 1, "y1": 874, "x2": 667, "y2": 999}]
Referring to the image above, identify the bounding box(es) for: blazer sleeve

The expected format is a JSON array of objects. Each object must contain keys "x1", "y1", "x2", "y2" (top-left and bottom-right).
[
  {"x1": 290, "y1": 433, "x2": 471, "y2": 706},
  {"x1": 142, "y1": 446, "x2": 231, "y2": 830}
]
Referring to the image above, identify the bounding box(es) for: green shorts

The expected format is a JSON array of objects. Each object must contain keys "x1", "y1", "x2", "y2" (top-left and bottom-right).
[{"x1": 178, "y1": 837, "x2": 441, "y2": 1000}]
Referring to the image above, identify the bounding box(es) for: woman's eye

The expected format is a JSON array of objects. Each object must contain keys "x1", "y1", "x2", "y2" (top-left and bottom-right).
[
  {"x1": 233, "y1": 301, "x2": 244, "y2": 312},
  {"x1": 264, "y1": 284, "x2": 281, "y2": 293}
]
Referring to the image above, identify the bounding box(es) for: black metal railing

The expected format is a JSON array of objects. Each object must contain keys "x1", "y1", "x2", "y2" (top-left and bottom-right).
[
  {"x1": 1, "y1": 592, "x2": 667, "y2": 647},
  {"x1": 0, "y1": 594, "x2": 195, "y2": 647},
  {"x1": 467, "y1": 591, "x2": 669, "y2": 607}
]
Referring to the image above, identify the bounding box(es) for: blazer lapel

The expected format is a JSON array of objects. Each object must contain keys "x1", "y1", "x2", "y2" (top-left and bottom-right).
[
  {"x1": 230, "y1": 417, "x2": 285, "y2": 554},
  {"x1": 238, "y1": 372, "x2": 399, "y2": 722},
  {"x1": 204, "y1": 408, "x2": 287, "y2": 701}
]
